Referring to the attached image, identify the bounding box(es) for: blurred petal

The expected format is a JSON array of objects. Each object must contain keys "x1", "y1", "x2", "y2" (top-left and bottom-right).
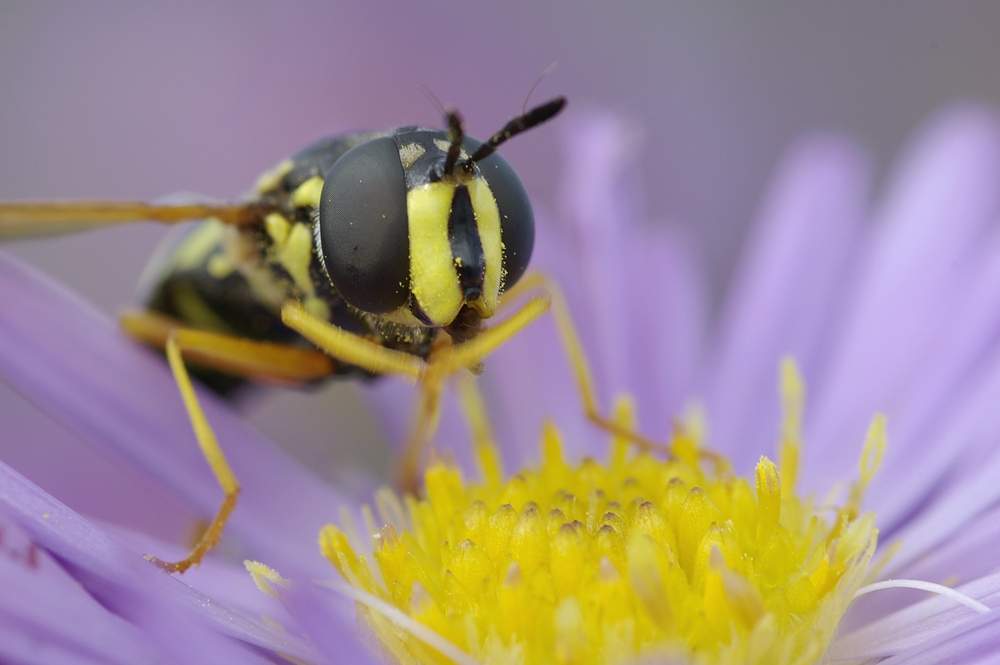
[
  {"x1": 0, "y1": 510, "x2": 159, "y2": 665},
  {"x1": 704, "y1": 133, "x2": 869, "y2": 472},
  {"x1": 0, "y1": 459, "x2": 317, "y2": 663},
  {"x1": 832, "y1": 571, "x2": 1000, "y2": 662},
  {"x1": 487, "y1": 113, "x2": 706, "y2": 465},
  {"x1": 285, "y1": 583, "x2": 384, "y2": 665},
  {"x1": 808, "y1": 106, "x2": 1000, "y2": 500},
  {"x1": 0, "y1": 248, "x2": 347, "y2": 574},
  {"x1": 623, "y1": 224, "x2": 705, "y2": 437}
]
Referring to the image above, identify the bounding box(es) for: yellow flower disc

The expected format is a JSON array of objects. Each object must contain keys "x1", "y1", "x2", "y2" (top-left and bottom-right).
[{"x1": 322, "y1": 360, "x2": 883, "y2": 665}]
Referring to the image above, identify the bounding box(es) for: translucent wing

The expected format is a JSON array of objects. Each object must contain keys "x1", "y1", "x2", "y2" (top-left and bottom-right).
[{"x1": 0, "y1": 200, "x2": 258, "y2": 239}]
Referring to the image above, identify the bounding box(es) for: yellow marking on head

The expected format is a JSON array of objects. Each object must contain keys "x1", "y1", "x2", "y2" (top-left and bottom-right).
[
  {"x1": 255, "y1": 159, "x2": 294, "y2": 194},
  {"x1": 468, "y1": 177, "x2": 502, "y2": 316},
  {"x1": 264, "y1": 213, "x2": 291, "y2": 250},
  {"x1": 407, "y1": 182, "x2": 463, "y2": 326},
  {"x1": 291, "y1": 175, "x2": 324, "y2": 209},
  {"x1": 278, "y1": 223, "x2": 317, "y2": 298},
  {"x1": 398, "y1": 142, "x2": 426, "y2": 170}
]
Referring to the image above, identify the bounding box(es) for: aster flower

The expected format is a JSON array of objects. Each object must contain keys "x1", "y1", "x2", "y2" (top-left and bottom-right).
[{"x1": 3, "y1": 105, "x2": 1000, "y2": 663}]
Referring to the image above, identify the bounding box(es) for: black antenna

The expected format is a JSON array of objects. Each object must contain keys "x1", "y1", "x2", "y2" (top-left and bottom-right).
[
  {"x1": 442, "y1": 108, "x2": 465, "y2": 176},
  {"x1": 467, "y1": 96, "x2": 567, "y2": 165},
  {"x1": 522, "y1": 63, "x2": 558, "y2": 115}
]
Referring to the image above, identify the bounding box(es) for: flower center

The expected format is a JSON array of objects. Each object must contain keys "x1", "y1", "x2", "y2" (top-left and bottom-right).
[{"x1": 321, "y1": 360, "x2": 884, "y2": 664}]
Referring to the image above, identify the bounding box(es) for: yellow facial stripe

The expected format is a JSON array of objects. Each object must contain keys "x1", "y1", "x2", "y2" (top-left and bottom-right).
[
  {"x1": 468, "y1": 177, "x2": 502, "y2": 316},
  {"x1": 407, "y1": 182, "x2": 463, "y2": 326}
]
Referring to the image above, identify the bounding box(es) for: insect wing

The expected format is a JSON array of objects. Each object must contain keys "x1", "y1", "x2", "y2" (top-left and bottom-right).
[{"x1": 0, "y1": 200, "x2": 257, "y2": 239}]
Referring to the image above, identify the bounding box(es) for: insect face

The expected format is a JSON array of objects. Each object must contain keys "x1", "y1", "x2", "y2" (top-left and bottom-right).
[
  {"x1": 317, "y1": 97, "x2": 565, "y2": 331},
  {"x1": 317, "y1": 130, "x2": 532, "y2": 328}
]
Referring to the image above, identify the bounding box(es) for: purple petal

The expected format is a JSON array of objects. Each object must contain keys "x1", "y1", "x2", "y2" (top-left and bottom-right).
[
  {"x1": 0, "y1": 510, "x2": 160, "y2": 665},
  {"x1": 878, "y1": 610, "x2": 1000, "y2": 664},
  {"x1": 702, "y1": 133, "x2": 869, "y2": 473},
  {"x1": 806, "y1": 106, "x2": 1000, "y2": 497},
  {"x1": 285, "y1": 583, "x2": 384, "y2": 665},
  {"x1": 103, "y1": 522, "x2": 299, "y2": 629},
  {"x1": 856, "y1": 506, "x2": 1000, "y2": 624},
  {"x1": 486, "y1": 113, "x2": 708, "y2": 465},
  {"x1": 894, "y1": 504, "x2": 1000, "y2": 596},
  {"x1": 0, "y1": 249, "x2": 348, "y2": 575},
  {"x1": 620, "y1": 224, "x2": 706, "y2": 438},
  {"x1": 878, "y1": 365, "x2": 1000, "y2": 572},
  {"x1": 833, "y1": 571, "x2": 1000, "y2": 661},
  {"x1": 0, "y1": 459, "x2": 318, "y2": 663},
  {"x1": 486, "y1": 216, "x2": 618, "y2": 467}
]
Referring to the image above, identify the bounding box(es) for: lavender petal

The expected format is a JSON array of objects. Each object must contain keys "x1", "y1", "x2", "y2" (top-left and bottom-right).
[{"x1": 0, "y1": 248, "x2": 348, "y2": 575}]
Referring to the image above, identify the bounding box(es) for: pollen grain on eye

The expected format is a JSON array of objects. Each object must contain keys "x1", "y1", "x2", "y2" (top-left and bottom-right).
[{"x1": 321, "y1": 358, "x2": 882, "y2": 665}]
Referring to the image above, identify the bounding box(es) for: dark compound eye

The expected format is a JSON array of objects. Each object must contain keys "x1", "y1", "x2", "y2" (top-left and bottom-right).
[
  {"x1": 318, "y1": 136, "x2": 410, "y2": 314},
  {"x1": 462, "y1": 137, "x2": 535, "y2": 290}
]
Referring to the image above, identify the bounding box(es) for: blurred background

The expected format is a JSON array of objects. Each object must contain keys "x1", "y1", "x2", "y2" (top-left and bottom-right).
[{"x1": 2, "y1": 2, "x2": 1000, "y2": 540}]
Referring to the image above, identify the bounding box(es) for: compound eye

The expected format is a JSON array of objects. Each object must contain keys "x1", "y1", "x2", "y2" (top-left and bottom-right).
[
  {"x1": 318, "y1": 136, "x2": 410, "y2": 313},
  {"x1": 463, "y1": 138, "x2": 534, "y2": 290}
]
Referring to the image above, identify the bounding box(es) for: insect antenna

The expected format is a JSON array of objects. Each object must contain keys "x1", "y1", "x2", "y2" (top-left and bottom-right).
[
  {"x1": 467, "y1": 96, "x2": 567, "y2": 166},
  {"x1": 417, "y1": 82, "x2": 446, "y2": 114},
  {"x1": 442, "y1": 108, "x2": 465, "y2": 176},
  {"x1": 521, "y1": 62, "x2": 559, "y2": 115}
]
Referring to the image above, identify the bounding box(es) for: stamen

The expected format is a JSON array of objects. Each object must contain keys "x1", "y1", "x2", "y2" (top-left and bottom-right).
[
  {"x1": 244, "y1": 560, "x2": 290, "y2": 600},
  {"x1": 854, "y1": 579, "x2": 990, "y2": 614},
  {"x1": 317, "y1": 578, "x2": 480, "y2": 665}
]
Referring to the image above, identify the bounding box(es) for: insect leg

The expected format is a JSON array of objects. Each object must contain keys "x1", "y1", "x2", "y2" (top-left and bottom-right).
[
  {"x1": 146, "y1": 335, "x2": 240, "y2": 574},
  {"x1": 281, "y1": 302, "x2": 425, "y2": 380},
  {"x1": 281, "y1": 301, "x2": 439, "y2": 493},
  {"x1": 121, "y1": 309, "x2": 336, "y2": 384},
  {"x1": 384, "y1": 294, "x2": 553, "y2": 492},
  {"x1": 498, "y1": 272, "x2": 669, "y2": 454},
  {"x1": 455, "y1": 373, "x2": 502, "y2": 488}
]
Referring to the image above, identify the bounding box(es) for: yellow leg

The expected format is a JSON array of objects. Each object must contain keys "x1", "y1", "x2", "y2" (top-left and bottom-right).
[
  {"x1": 145, "y1": 335, "x2": 240, "y2": 574},
  {"x1": 282, "y1": 296, "x2": 551, "y2": 493},
  {"x1": 281, "y1": 303, "x2": 424, "y2": 379},
  {"x1": 456, "y1": 373, "x2": 503, "y2": 488},
  {"x1": 121, "y1": 309, "x2": 336, "y2": 384},
  {"x1": 500, "y1": 272, "x2": 670, "y2": 454},
  {"x1": 396, "y1": 295, "x2": 552, "y2": 491}
]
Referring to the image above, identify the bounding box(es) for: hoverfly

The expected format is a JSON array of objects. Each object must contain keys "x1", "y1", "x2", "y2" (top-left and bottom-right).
[{"x1": 0, "y1": 96, "x2": 660, "y2": 573}]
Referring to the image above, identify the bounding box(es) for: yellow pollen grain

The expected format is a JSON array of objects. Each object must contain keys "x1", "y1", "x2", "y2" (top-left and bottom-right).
[{"x1": 322, "y1": 358, "x2": 882, "y2": 665}]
